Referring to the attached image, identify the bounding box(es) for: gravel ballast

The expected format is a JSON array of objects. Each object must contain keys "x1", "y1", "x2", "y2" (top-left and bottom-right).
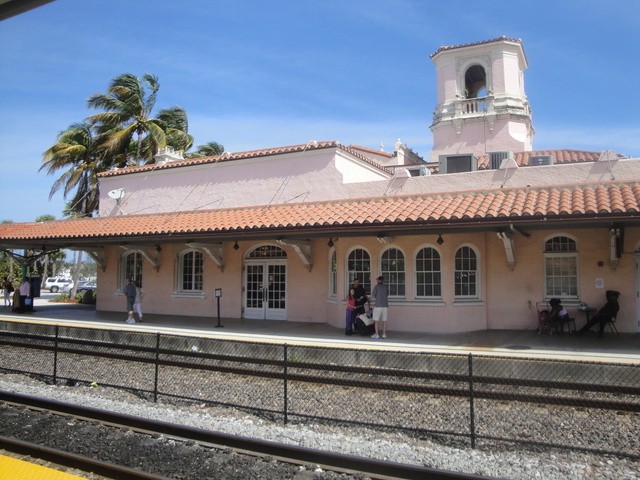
[{"x1": 1, "y1": 374, "x2": 639, "y2": 479}]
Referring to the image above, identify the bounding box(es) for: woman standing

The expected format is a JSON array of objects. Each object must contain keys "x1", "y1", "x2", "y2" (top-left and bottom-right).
[
  {"x1": 2, "y1": 277, "x2": 13, "y2": 307},
  {"x1": 18, "y1": 277, "x2": 31, "y2": 313},
  {"x1": 345, "y1": 287, "x2": 356, "y2": 335},
  {"x1": 133, "y1": 280, "x2": 144, "y2": 323}
]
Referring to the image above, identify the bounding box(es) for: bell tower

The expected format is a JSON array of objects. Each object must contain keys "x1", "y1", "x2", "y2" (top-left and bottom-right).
[{"x1": 429, "y1": 36, "x2": 534, "y2": 163}]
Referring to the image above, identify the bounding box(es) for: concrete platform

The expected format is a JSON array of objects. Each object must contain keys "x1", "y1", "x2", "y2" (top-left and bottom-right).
[{"x1": 2, "y1": 295, "x2": 639, "y2": 363}]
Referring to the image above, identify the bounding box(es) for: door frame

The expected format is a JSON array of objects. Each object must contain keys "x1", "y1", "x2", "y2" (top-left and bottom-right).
[{"x1": 242, "y1": 258, "x2": 288, "y2": 320}]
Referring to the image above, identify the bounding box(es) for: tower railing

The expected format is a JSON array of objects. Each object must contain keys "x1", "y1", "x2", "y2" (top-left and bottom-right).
[{"x1": 456, "y1": 96, "x2": 491, "y2": 116}]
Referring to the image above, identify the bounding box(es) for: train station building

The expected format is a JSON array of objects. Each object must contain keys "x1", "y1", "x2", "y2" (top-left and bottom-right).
[{"x1": 1, "y1": 37, "x2": 639, "y2": 333}]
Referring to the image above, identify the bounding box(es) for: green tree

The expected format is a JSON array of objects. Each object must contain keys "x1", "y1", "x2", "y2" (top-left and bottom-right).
[
  {"x1": 87, "y1": 73, "x2": 169, "y2": 164},
  {"x1": 157, "y1": 106, "x2": 194, "y2": 154},
  {"x1": 40, "y1": 122, "x2": 104, "y2": 216},
  {"x1": 185, "y1": 141, "x2": 225, "y2": 158},
  {"x1": 0, "y1": 220, "x2": 19, "y2": 284}
]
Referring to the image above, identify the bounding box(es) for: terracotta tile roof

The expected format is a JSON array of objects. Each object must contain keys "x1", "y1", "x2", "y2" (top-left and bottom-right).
[
  {"x1": 2, "y1": 182, "x2": 638, "y2": 244},
  {"x1": 422, "y1": 149, "x2": 615, "y2": 174},
  {"x1": 99, "y1": 141, "x2": 392, "y2": 178},
  {"x1": 476, "y1": 149, "x2": 608, "y2": 169},
  {"x1": 347, "y1": 144, "x2": 393, "y2": 158},
  {"x1": 430, "y1": 36, "x2": 523, "y2": 58}
]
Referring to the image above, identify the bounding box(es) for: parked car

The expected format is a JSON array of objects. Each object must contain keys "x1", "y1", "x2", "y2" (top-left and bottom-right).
[
  {"x1": 44, "y1": 277, "x2": 73, "y2": 293},
  {"x1": 75, "y1": 281, "x2": 97, "y2": 293}
]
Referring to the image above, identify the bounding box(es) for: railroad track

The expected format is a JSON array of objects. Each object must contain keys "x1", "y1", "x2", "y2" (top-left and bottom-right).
[{"x1": 0, "y1": 390, "x2": 496, "y2": 480}]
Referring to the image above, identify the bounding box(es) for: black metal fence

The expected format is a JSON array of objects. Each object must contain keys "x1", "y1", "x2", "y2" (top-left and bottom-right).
[{"x1": 1, "y1": 320, "x2": 639, "y2": 459}]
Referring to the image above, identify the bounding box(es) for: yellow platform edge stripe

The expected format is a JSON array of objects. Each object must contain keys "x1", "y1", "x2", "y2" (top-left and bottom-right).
[{"x1": 0, "y1": 455, "x2": 84, "y2": 480}]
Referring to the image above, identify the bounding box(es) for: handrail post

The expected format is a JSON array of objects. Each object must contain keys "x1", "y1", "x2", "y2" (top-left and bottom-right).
[
  {"x1": 283, "y1": 344, "x2": 288, "y2": 425},
  {"x1": 154, "y1": 333, "x2": 160, "y2": 403},
  {"x1": 468, "y1": 352, "x2": 476, "y2": 449}
]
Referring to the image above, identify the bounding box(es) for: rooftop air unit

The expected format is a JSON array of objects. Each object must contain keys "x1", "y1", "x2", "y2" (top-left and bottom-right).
[
  {"x1": 489, "y1": 151, "x2": 513, "y2": 169},
  {"x1": 439, "y1": 154, "x2": 477, "y2": 174},
  {"x1": 529, "y1": 155, "x2": 554, "y2": 166}
]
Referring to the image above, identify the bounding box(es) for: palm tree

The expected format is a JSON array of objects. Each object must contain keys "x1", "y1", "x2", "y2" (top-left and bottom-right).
[
  {"x1": 40, "y1": 122, "x2": 104, "y2": 216},
  {"x1": 87, "y1": 73, "x2": 168, "y2": 164},
  {"x1": 185, "y1": 141, "x2": 225, "y2": 158},
  {"x1": 157, "y1": 106, "x2": 193, "y2": 155}
]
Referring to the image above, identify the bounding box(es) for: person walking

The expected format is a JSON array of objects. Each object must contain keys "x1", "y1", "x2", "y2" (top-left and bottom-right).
[
  {"x1": 133, "y1": 280, "x2": 144, "y2": 323},
  {"x1": 2, "y1": 277, "x2": 13, "y2": 307},
  {"x1": 370, "y1": 276, "x2": 389, "y2": 339},
  {"x1": 123, "y1": 278, "x2": 137, "y2": 324}
]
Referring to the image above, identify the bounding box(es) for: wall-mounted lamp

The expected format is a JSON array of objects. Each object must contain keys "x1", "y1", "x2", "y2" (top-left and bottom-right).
[
  {"x1": 155, "y1": 245, "x2": 162, "y2": 253},
  {"x1": 233, "y1": 241, "x2": 239, "y2": 251},
  {"x1": 327, "y1": 238, "x2": 334, "y2": 248},
  {"x1": 437, "y1": 234, "x2": 444, "y2": 246}
]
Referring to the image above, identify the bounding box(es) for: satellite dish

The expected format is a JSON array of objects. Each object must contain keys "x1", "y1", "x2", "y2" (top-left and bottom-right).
[{"x1": 108, "y1": 188, "x2": 125, "y2": 200}]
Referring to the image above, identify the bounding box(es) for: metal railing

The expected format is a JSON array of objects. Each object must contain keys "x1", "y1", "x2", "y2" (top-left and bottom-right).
[{"x1": 1, "y1": 320, "x2": 638, "y2": 459}]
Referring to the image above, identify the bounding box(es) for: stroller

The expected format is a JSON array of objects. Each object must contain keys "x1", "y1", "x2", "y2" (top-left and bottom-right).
[{"x1": 353, "y1": 308, "x2": 375, "y2": 336}]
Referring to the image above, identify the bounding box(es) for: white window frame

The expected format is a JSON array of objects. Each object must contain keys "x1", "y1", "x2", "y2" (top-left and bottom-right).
[
  {"x1": 328, "y1": 249, "x2": 337, "y2": 299},
  {"x1": 177, "y1": 249, "x2": 204, "y2": 294},
  {"x1": 119, "y1": 250, "x2": 143, "y2": 291},
  {"x1": 414, "y1": 245, "x2": 442, "y2": 299},
  {"x1": 380, "y1": 247, "x2": 406, "y2": 298},
  {"x1": 454, "y1": 245, "x2": 479, "y2": 300},
  {"x1": 346, "y1": 247, "x2": 371, "y2": 295},
  {"x1": 543, "y1": 235, "x2": 579, "y2": 301}
]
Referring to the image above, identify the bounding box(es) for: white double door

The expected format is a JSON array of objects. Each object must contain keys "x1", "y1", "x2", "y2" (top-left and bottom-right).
[{"x1": 244, "y1": 260, "x2": 287, "y2": 320}]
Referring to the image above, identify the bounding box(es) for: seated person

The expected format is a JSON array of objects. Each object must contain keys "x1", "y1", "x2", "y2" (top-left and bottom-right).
[
  {"x1": 576, "y1": 290, "x2": 620, "y2": 338},
  {"x1": 548, "y1": 298, "x2": 569, "y2": 333}
]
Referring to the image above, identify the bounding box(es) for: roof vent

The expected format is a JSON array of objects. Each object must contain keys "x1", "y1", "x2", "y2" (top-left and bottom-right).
[
  {"x1": 529, "y1": 155, "x2": 554, "y2": 166},
  {"x1": 489, "y1": 151, "x2": 513, "y2": 169}
]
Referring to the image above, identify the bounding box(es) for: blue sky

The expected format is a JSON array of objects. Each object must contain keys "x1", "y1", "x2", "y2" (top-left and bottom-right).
[{"x1": 1, "y1": 0, "x2": 639, "y2": 222}]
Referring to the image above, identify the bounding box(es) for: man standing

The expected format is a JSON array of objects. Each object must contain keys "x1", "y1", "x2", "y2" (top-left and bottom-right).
[
  {"x1": 370, "y1": 276, "x2": 389, "y2": 339},
  {"x1": 352, "y1": 278, "x2": 368, "y2": 318},
  {"x1": 123, "y1": 278, "x2": 137, "y2": 324}
]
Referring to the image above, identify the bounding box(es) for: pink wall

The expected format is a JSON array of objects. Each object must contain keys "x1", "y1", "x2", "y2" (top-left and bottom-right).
[
  {"x1": 97, "y1": 226, "x2": 639, "y2": 333},
  {"x1": 99, "y1": 149, "x2": 390, "y2": 217}
]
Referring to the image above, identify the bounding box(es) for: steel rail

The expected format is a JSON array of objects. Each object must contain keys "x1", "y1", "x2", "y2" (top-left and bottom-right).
[
  {"x1": 0, "y1": 435, "x2": 170, "y2": 480},
  {"x1": 0, "y1": 390, "x2": 497, "y2": 480}
]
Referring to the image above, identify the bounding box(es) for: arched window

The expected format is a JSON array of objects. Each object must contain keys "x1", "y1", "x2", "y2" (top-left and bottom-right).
[
  {"x1": 381, "y1": 248, "x2": 405, "y2": 297},
  {"x1": 247, "y1": 245, "x2": 287, "y2": 258},
  {"x1": 121, "y1": 251, "x2": 143, "y2": 289},
  {"x1": 415, "y1": 247, "x2": 441, "y2": 298},
  {"x1": 347, "y1": 248, "x2": 371, "y2": 294},
  {"x1": 464, "y1": 64, "x2": 487, "y2": 98},
  {"x1": 454, "y1": 246, "x2": 478, "y2": 298},
  {"x1": 179, "y1": 250, "x2": 203, "y2": 292},
  {"x1": 328, "y1": 250, "x2": 337, "y2": 298},
  {"x1": 544, "y1": 236, "x2": 578, "y2": 299}
]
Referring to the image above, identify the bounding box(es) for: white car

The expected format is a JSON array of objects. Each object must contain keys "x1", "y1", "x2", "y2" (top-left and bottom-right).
[{"x1": 44, "y1": 277, "x2": 73, "y2": 293}]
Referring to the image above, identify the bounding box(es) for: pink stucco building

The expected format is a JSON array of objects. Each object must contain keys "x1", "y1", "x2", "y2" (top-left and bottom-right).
[{"x1": 1, "y1": 37, "x2": 639, "y2": 333}]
